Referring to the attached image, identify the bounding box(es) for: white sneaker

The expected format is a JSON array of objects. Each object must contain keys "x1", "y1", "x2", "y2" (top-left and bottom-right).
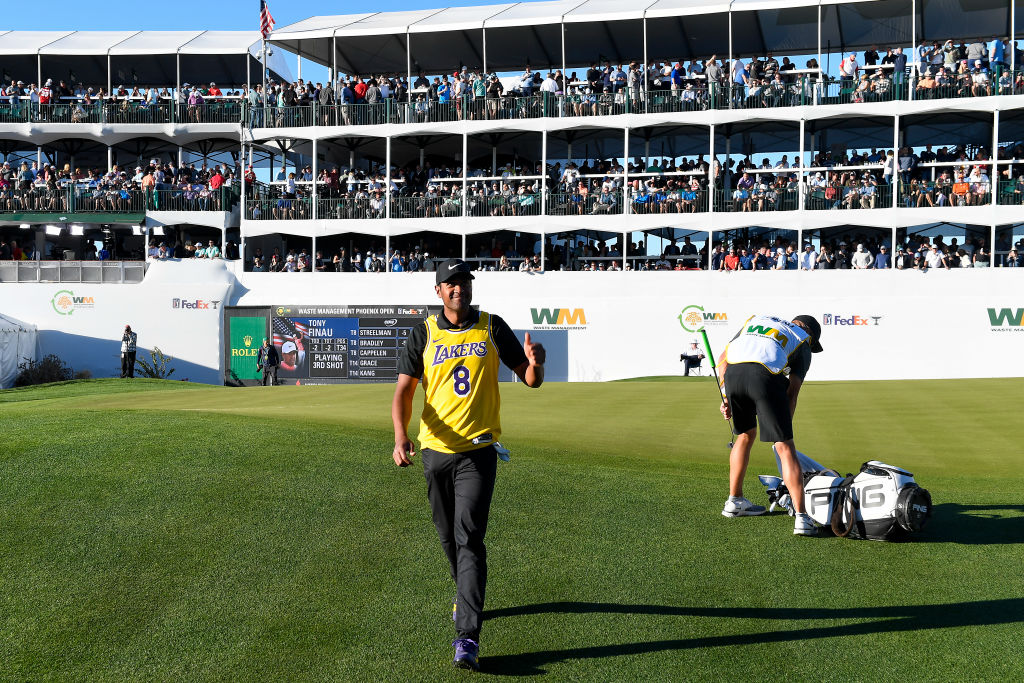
[
  {"x1": 794, "y1": 513, "x2": 817, "y2": 536},
  {"x1": 722, "y1": 497, "x2": 767, "y2": 517}
]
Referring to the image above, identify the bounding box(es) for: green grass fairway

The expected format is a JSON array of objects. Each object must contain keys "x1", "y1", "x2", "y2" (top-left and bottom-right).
[{"x1": 1, "y1": 378, "x2": 1022, "y2": 680}]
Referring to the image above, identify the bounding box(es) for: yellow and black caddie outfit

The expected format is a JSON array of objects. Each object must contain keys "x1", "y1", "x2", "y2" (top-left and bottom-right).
[
  {"x1": 397, "y1": 285, "x2": 527, "y2": 643},
  {"x1": 723, "y1": 314, "x2": 822, "y2": 442}
]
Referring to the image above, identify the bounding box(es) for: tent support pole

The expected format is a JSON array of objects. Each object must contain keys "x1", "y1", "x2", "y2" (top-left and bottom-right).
[
  {"x1": 385, "y1": 136, "x2": 392, "y2": 219},
  {"x1": 992, "y1": 109, "x2": 999, "y2": 208},
  {"x1": 799, "y1": 118, "x2": 806, "y2": 212},
  {"x1": 622, "y1": 127, "x2": 629, "y2": 215},
  {"x1": 312, "y1": 138, "x2": 318, "y2": 220},
  {"x1": 817, "y1": 4, "x2": 822, "y2": 79},
  {"x1": 462, "y1": 133, "x2": 468, "y2": 217},
  {"x1": 893, "y1": 114, "x2": 900, "y2": 208},
  {"x1": 708, "y1": 124, "x2": 715, "y2": 218},
  {"x1": 642, "y1": 15, "x2": 648, "y2": 113},
  {"x1": 728, "y1": 10, "x2": 733, "y2": 110},
  {"x1": 541, "y1": 130, "x2": 548, "y2": 216}
]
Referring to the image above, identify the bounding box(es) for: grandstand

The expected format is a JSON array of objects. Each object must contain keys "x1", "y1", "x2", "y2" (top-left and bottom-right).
[{"x1": 1, "y1": 0, "x2": 1023, "y2": 385}]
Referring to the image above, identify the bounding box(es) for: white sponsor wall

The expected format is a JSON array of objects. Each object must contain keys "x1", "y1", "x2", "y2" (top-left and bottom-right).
[
  {"x1": 3, "y1": 264, "x2": 1022, "y2": 384},
  {"x1": 233, "y1": 269, "x2": 1024, "y2": 382},
  {"x1": 1, "y1": 261, "x2": 234, "y2": 384}
]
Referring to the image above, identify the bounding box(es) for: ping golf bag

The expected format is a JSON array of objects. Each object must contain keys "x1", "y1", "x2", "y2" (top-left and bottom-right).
[{"x1": 758, "y1": 450, "x2": 932, "y2": 541}]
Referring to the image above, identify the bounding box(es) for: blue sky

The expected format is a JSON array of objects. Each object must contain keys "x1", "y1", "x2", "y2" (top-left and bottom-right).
[
  {"x1": 3, "y1": 0, "x2": 508, "y2": 84},
  {"x1": 3, "y1": 0, "x2": 503, "y2": 32}
]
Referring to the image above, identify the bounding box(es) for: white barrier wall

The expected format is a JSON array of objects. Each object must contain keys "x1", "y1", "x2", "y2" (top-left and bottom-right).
[
  {"x1": 1, "y1": 261, "x2": 234, "y2": 384},
  {"x1": 233, "y1": 269, "x2": 1024, "y2": 382},
  {"x1": 3, "y1": 264, "x2": 1022, "y2": 384}
]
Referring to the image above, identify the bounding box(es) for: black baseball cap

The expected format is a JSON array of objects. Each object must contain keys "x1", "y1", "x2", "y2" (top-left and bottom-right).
[
  {"x1": 436, "y1": 258, "x2": 475, "y2": 285},
  {"x1": 793, "y1": 315, "x2": 823, "y2": 353}
]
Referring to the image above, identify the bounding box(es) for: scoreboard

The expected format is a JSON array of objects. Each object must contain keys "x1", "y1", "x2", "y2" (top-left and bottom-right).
[{"x1": 270, "y1": 304, "x2": 431, "y2": 383}]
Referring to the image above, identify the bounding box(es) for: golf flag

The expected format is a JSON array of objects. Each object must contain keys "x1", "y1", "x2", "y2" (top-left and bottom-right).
[{"x1": 260, "y1": 0, "x2": 276, "y2": 39}]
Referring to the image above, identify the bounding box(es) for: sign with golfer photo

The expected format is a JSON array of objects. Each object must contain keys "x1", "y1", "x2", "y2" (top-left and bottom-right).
[{"x1": 268, "y1": 305, "x2": 430, "y2": 383}]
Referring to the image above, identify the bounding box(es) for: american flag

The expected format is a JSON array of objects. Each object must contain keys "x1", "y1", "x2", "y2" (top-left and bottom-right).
[
  {"x1": 272, "y1": 318, "x2": 307, "y2": 348},
  {"x1": 260, "y1": 0, "x2": 276, "y2": 39}
]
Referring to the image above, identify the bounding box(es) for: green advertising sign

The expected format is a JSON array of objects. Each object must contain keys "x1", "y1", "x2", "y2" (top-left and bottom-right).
[{"x1": 229, "y1": 316, "x2": 267, "y2": 381}]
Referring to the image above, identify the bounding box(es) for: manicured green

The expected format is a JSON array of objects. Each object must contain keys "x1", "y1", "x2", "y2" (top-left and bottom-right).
[{"x1": 1, "y1": 378, "x2": 1022, "y2": 680}]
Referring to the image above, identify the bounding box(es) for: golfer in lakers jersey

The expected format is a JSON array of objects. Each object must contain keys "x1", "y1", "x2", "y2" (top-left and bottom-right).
[{"x1": 391, "y1": 259, "x2": 545, "y2": 671}]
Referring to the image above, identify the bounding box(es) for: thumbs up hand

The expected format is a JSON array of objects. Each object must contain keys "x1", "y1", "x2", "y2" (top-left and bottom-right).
[{"x1": 523, "y1": 332, "x2": 546, "y2": 366}]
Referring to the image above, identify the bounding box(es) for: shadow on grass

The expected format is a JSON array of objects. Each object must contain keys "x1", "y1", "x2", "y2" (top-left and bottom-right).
[
  {"x1": 923, "y1": 503, "x2": 1024, "y2": 545},
  {"x1": 480, "y1": 598, "x2": 1024, "y2": 676}
]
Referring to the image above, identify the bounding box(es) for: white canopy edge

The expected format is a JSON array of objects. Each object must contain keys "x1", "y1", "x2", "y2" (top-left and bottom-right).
[
  {"x1": 272, "y1": 0, "x2": 890, "y2": 38},
  {"x1": 0, "y1": 30, "x2": 272, "y2": 57}
]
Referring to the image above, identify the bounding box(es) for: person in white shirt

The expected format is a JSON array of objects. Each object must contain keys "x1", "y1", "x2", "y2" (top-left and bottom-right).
[
  {"x1": 924, "y1": 244, "x2": 947, "y2": 269},
  {"x1": 851, "y1": 243, "x2": 875, "y2": 269},
  {"x1": 799, "y1": 244, "x2": 818, "y2": 270},
  {"x1": 840, "y1": 53, "x2": 859, "y2": 81}
]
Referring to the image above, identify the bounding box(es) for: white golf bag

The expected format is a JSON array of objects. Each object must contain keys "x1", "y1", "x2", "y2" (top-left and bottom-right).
[{"x1": 758, "y1": 450, "x2": 932, "y2": 541}]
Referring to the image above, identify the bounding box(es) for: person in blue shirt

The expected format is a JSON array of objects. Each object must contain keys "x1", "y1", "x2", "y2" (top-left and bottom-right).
[
  {"x1": 874, "y1": 245, "x2": 891, "y2": 269},
  {"x1": 739, "y1": 248, "x2": 754, "y2": 270}
]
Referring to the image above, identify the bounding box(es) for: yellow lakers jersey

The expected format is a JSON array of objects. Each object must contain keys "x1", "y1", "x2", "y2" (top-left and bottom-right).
[{"x1": 418, "y1": 312, "x2": 502, "y2": 453}]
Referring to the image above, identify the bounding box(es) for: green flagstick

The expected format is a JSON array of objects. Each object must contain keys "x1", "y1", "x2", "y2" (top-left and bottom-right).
[{"x1": 699, "y1": 328, "x2": 735, "y2": 448}]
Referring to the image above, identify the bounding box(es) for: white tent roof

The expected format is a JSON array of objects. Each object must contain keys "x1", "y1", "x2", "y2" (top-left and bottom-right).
[
  {"x1": 334, "y1": 9, "x2": 449, "y2": 37},
  {"x1": 484, "y1": 0, "x2": 588, "y2": 28},
  {"x1": 110, "y1": 31, "x2": 205, "y2": 56},
  {"x1": 40, "y1": 31, "x2": 141, "y2": 55},
  {"x1": 0, "y1": 31, "x2": 76, "y2": 56},
  {"x1": 180, "y1": 31, "x2": 269, "y2": 55},
  {"x1": 271, "y1": 0, "x2": 1012, "y2": 74},
  {"x1": 267, "y1": 13, "x2": 375, "y2": 40},
  {"x1": 0, "y1": 30, "x2": 272, "y2": 57},
  {"x1": 410, "y1": 5, "x2": 518, "y2": 33}
]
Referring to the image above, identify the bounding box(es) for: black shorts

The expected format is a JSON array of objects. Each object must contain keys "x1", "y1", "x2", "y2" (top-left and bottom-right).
[{"x1": 724, "y1": 363, "x2": 793, "y2": 442}]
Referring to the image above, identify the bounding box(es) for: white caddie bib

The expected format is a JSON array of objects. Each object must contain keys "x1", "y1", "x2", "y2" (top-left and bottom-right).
[{"x1": 725, "y1": 315, "x2": 810, "y2": 375}]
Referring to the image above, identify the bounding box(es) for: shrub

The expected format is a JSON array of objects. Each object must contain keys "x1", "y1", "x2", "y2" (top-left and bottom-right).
[
  {"x1": 136, "y1": 347, "x2": 176, "y2": 379},
  {"x1": 14, "y1": 355, "x2": 74, "y2": 387}
]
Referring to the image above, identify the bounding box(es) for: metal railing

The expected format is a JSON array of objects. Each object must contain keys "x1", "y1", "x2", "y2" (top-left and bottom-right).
[
  {"x1": 0, "y1": 259, "x2": 146, "y2": 283},
  {"x1": 245, "y1": 196, "x2": 313, "y2": 220},
  {"x1": 997, "y1": 179, "x2": 1024, "y2": 205},
  {"x1": 804, "y1": 183, "x2": 893, "y2": 210},
  {"x1": 317, "y1": 196, "x2": 386, "y2": 219},
  {"x1": 148, "y1": 188, "x2": 239, "y2": 212},
  {"x1": 0, "y1": 186, "x2": 145, "y2": 214},
  {"x1": 629, "y1": 188, "x2": 709, "y2": 214},
  {"x1": 236, "y1": 176, "x2": 1022, "y2": 221},
  {"x1": 0, "y1": 99, "x2": 244, "y2": 124},
  {"x1": 716, "y1": 185, "x2": 801, "y2": 212}
]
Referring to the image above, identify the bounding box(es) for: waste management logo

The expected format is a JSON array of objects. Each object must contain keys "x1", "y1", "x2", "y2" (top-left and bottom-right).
[
  {"x1": 677, "y1": 305, "x2": 728, "y2": 333},
  {"x1": 530, "y1": 308, "x2": 587, "y2": 329},
  {"x1": 987, "y1": 308, "x2": 1024, "y2": 332},
  {"x1": 51, "y1": 289, "x2": 95, "y2": 315}
]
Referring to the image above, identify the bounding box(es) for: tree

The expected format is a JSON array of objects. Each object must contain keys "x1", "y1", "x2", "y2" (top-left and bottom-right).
[{"x1": 135, "y1": 346, "x2": 176, "y2": 379}]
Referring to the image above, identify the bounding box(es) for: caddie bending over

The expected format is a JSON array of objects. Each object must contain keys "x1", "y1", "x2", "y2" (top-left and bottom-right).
[{"x1": 717, "y1": 314, "x2": 824, "y2": 536}]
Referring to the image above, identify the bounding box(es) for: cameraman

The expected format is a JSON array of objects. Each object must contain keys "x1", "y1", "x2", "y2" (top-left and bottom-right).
[{"x1": 120, "y1": 325, "x2": 137, "y2": 378}]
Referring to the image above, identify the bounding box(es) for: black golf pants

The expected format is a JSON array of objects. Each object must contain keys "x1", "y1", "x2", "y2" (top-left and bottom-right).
[{"x1": 421, "y1": 445, "x2": 497, "y2": 642}]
